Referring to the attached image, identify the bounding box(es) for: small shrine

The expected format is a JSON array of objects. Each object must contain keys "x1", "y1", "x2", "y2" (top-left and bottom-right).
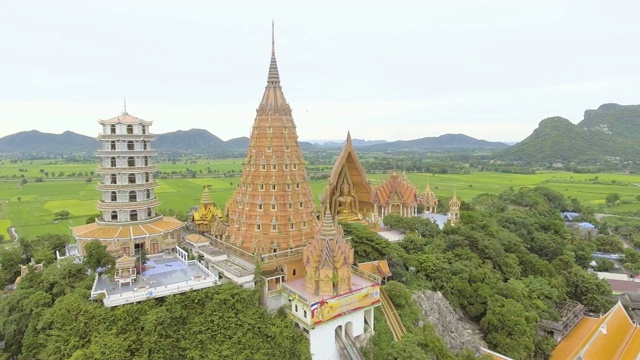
[
  {"x1": 322, "y1": 132, "x2": 374, "y2": 222},
  {"x1": 191, "y1": 187, "x2": 223, "y2": 233},
  {"x1": 420, "y1": 183, "x2": 439, "y2": 213},
  {"x1": 114, "y1": 255, "x2": 136, "y2": 287},
  {"x1": 448, "y1": 191, "x2": 461, "y2": 224}
]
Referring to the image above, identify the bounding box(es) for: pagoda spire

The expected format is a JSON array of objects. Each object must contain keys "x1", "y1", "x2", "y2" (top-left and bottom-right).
[
  {"x1": 258, "y1": 21, "x2": 289, "y2": 116},
  {"x1": 267, "y1": 20, "x2": 280, "y2": 86},
  {"x1": 123, "y1": 96, "x2": 128, "y2": 115}
]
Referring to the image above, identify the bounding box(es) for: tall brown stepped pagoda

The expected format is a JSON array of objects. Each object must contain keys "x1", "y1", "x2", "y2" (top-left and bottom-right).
[{"x1": 224, "y1": 23, "x2": 319, "y2": 259}]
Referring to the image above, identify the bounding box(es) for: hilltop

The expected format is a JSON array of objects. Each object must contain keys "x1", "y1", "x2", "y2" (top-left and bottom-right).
[{"x1": 497, "y1": 104, "x2": 640, "y2": 164}]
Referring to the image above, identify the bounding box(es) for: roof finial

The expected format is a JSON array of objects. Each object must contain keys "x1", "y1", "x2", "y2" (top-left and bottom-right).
[
  {"x1": 271, "y1": 19, "x2": 275, "y2": 55},
  {"x1": 123, "y1": 96, "x2": 128, "y2": 114},
  {"x1": 266, "y1": 21, "x2": 280, "y2": 85}
]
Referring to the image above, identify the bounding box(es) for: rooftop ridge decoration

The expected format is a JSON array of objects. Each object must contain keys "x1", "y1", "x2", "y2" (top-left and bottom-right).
[{"x1": 225, "y1": 23, "x2": 318, "y2": 255}]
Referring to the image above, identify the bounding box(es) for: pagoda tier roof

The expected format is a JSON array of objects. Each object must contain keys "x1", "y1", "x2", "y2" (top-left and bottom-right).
[
  {"x1": 374, "y1": 172, "x2": 418, "y2": 206},
  {"x1": 98, "y1": 111, "x2": 153, "y2": 125},
  {"x1": 72, "y1": 216, "x2": 183, "y2": 240},
  {"x1": 550, "y1": 301, "x2": 640, "y2": 360},
  {"x1": 358, "y1": 260, "x2": 392, "y2": 278}
]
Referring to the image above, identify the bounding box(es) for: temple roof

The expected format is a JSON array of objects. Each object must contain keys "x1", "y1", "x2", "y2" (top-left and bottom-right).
[
  {"x1": 98, "y1": 111, "x2": 152, "y2": 126},
  {"x1": 358, "y1": 260, "x2": 392, "y2": 278},
  {"x1": 374, "y1": 171, "x2": 419, "y2": 206},
  {"x1": 72, "y1": 216, "x2": 184, "y2": 240},
  {"x1": 550, "y1": 301, "x2": 640, "y2": 360},
  {"x1": 200, "y1": 187, "x2": 213, "y2": 205}
]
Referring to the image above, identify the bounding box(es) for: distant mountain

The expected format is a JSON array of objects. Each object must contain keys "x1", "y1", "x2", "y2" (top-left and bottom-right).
[
  {"x1": 0, "y1": 130, "x2": 96, "y2": 153},
  {"x1": 364, "y1": 134, "x2": 509, "y2": 151},
  {"x1": 154, "y1": 129, "x2": 230, "y2": 153},
  {"x1": 317, "y1": 139, "x2": 387, "y2": 148},
  {"x1": 225, "y1": 137, "x2": 250, "y2": 151},
  {"x1": 497, "y1": 104, "x2": 640, "y2": 164}
]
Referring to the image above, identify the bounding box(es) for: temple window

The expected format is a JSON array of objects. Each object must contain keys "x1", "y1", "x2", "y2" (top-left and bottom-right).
[
  {"x1": 111, "y1": 211, "x2": 118, "y2": 221},
  {"x1": 292, "y1": 268, "x2": 297, "y2": 276},
  {"x1": 128, "y1": 174, "x2": 136, "y2": 184},
  {"x1": 299, "y1": 202, "x2": 303, "y2": 209},
  {"x1": 292, "y1": 164, "x2": 297, "y2": 170},
  {"x1": 110, "y1": 141, "x2": 116, "y2": 150},
  {"x1": 259, "y1": 184, "x2": 265, "y2": 191},
  {"x1": 145, "y1": 172, "x2": 150, "y2": 182},
  {"x1": 256, "y1": 224, "x2": 261, "y2": 231},
  {"x1": 289, "y1": 223, "x2": 294, "y2": 230},
  {"x1": 110, "y1": 157, "x2": 117, "y2": 167},
  {"x1": 143, "y1": 141, "x2": 148, "y2": 150},
  {"x1": 267, "y1": 126, "x2": 273, "y2": 133},
  {"x1": 303, "y1": 310, "x2": 307, "y2": 318},
  {"x1": 272, "y1": 164, "x2": 277, "y2": 170},
  {"x1": 267, "y1": 146, "x2": 272, "y2": 152},
  {"x1": 143, "y1": 156, "x2": 149, "y2": 166},
  {"x1": 126, "y1": 125, "x2": 133, "y2": 134},
  {"x1": 127, "y1": 141, "x2": 134, "y2": 150},
  {"x1": 110, "y1": 125, "x2": 116, "y2": 134},
  {"x1": 130, "y1": 210, "x2": 138, "y2": 221},
  {"x1": 271, "y1": 204, "x2": 276, "y2": 211},
  {"x1": 295, "y1": 183, "x2": 300, "y2": 190},
  {"x1": 147, "y1": 208, "x2": 152, "y2": 218},
  {"x1": 261, "y1": 164, "x2": 266, "y2": 171},
  {"x1": 146, "y1": 189, "x2": 151, "y2": 199},
  {"x1": 271, "y1": 224, "x2": 278, "y2": 231},
  {"x1": 302, "y1": 220, "x2": 307, "y2": 228},
  {"x1": 285, "y1": 146, "x2": 290, "y2": 151},
  {"x1": 258, "y1": 204, "x2": 263, "y2": 211},
  {"x1": 110, "y1": 174, "x2": 117, "y2": 184},
  {"x1": 288, "y1": 203, "x2": 293, "y2": 210},
  {"x1": 295, "y1": 304, "x2": 298, "y2": 312},
  {"x1": 110, "y1": 191, "x2": 117, "y2": 202},
  {"x1": 286, "y1": 184, "x2": 291, "y2": 190},
  {"x1": 127, "y1": 157, "x2": 135, "y2": 167},
  {"x1": 271, "y1": 184, "x2": 277, "y2": 191},
  {"x1": 129, "y1": 191, "x2": 137, "y2": 202},
  {"x1": 142, "y1": 126, "x2": 147, "y2": 135}
]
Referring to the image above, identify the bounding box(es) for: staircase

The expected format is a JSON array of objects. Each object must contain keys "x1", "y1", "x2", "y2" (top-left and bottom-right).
[
  {"x1": 336, "y1": 330, "x2": 365, "y2": 360},
  {"x1": 380, "y1": 288, "x2": 407, "y2": 341}
]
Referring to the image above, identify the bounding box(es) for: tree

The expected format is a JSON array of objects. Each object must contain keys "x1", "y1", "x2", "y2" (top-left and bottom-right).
[
  {"x1": 606, "y1": 193, "x2": 621, "y2": 205},
  {"x1": 594, "y1": 259, "x2": 616, "y2": 272},
  {"x1": 481, "y1": 295, "x2": 537, "y2": 359},
  {"x1": 83, "y1": 240, "x2": 115, "y2": 273},
  {"x1": 53, "y1": 210, "x2": 70, "y2": 221},
  {"x1": 0, "y1": 246, "x2": 22, "y2": 286}
]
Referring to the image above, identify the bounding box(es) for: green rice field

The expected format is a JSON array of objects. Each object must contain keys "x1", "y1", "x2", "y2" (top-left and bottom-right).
[{"x1": 1, "y1": 164, "x2": 639, "y2": 242}]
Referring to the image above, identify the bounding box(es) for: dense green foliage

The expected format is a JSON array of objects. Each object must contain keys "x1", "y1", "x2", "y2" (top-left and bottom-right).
[
  {"x1": 1, "y1": 238, "x2": 310, "y2": 360},
  {"x1": 344, "y1": 186, "x2": 614, "y2": 359}
]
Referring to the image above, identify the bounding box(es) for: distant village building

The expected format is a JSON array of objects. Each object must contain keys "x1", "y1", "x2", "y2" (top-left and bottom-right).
[{"x1": 71, "y1": 105, "x2": 184, "y2": 256}]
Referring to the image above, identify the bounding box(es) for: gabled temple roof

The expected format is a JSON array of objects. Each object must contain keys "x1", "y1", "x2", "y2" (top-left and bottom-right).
[
  {"x1": 374, "y1": 171, "x2": 418, "y2": 206},
  {"x1": 550, "y1": 301, "x2": 640, "y2": 360}
]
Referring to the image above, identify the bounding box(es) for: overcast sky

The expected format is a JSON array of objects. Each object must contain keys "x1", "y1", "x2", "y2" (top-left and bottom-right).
[{"x1": 1, "y1": 0, "x2": 638, "y2": 143}]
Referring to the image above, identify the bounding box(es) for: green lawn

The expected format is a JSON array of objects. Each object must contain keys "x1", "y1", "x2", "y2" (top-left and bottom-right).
[{"x1": 1, "y1": 168, "x2": 639, "y2": 240}]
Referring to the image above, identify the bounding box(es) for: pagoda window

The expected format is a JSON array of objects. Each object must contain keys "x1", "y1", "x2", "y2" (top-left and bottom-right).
[
  {"x1": 145, "y1": 189, "x2": 151, "y2": 199},
  {"x1": 285, "y1": 146, "x2": 290, "y2": 152},
  {"x1": 110, "y1": 125, "x2": 116, "y2": 134},
  {"x1": 261, "y1": 164, "x2": 266, "y2": 171},
  {"x1": 127, "y1": 157, "x2": 135, "y2": 167},
  {"x1": 129, "y1": 191, "x2": 137, "y2": 202},
  {"x1": 130, "y1": 210, "x2": 138, "y2": 221},
  {"x1": 267, "y1": 146, "x2": 272, "y2": 152},
  {"x1": 286, "y1": 183, "x2": 291, "y2": 190},
  {"x1": 248, "y1": 183, "x2": 252, "y2": 190},
  {"x1": 110, "y1": 191, "x2": 117, "y2": 202},
  {"x1": 143, "y1": 156, "x2": 149, "y2": 166},
  {"x1": 143, "y1": 141, "x2": 148, "y2": 150},
  {"x1": 295, "y1": 304, "x2": 298, "y2": 312},
  {"x1": 295, "y1": 183, "x2": 300, "y2": 190},
  {"x1": 271, "y1": 184, "x2": 277, "y2": 191},
  {"x1": 271, "y1": 224, "x2": 278, "y2": 231},
  {"x1": 271, "y1": 204, "x2": 276, "y2": 211},
  {"x1": 293, "y1": 164, "x2": 297, "y2": 170},
  {"x1": 284, "y1": 164, "x2": 289, "y2": 170},
  {"x1": 126, "y1": 125, "x2": 133, "y2": 135},
  {"x1": 142, "y1": 126, "x2": 147, "y2": 135},
  {"x1": 110, "y1": 174, "x2": 117, "y2": 184},
  {"x1": 271, "y1": 164, "x2": 277, "y2": 170},
  {"x1": 145, "y1": 172, "x2": 150, "y2": 182},
  {"x1": 303, "y1": 220, "x2": 307, "y2": 228},
  {"x1": 288, "y1": 202, "x2": 293, "y2": 210},
  {"x1": 110, "y1": 157, "x2": 117, "y2": 167},
  {"x1": 259, "y1": 184, "x2": 265, "y2": 191},
  {"x1": 256, "y1": 223, "x2": 262, "y2": 231},
  {"x1": 299, "y1": 202, "x2": 303, "y2": 209},
  {"x1": 147, "y1": 208, "x2": 152, "y2": 218},
  {"x1": 128, "y1": 174, "x2": 136, "y2": 184},
  {"x1": 289, "y1": 223, "x2": 294, "y2": 230},
  {"x1": 110, "y1": 141, "x2": 116, "y2": 150},
  {"x1": 303, "y1": 310, "x2": 307, "y2": 318},
  {"x1": 111, "y1": 211, "x2": 118, "y2": 221},
  {"x1": 127, "y1": 141, "x2": 134, "y2": 150},
  {"x1": 258, "y1": 203, "x2": 263, "y2": 211}
]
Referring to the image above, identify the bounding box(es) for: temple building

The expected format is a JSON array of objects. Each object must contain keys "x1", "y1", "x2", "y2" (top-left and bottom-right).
[
  {"x1": 71, "y1": 105, "x2": 184, "y2": 256},
  {"x1": 223, "y1": 23, "x2": 318, "y2": 258},
  {"x1": 550, "y1": 301, "x2": 640, "y2": 360},
  {"x1": 447, "y1": 191, "x2": 461, "y2": 224},
  {"x1": 420, "y1": 183, "x2": 439, "y2": 213},
  {"x1": 284, "y1": 211, "x2": 380, "y2": 360},
  {"x1": 191, "y1": 186, "x2": 223, "y2": 233},
  {"x1": 373, "y1": 171, "x2": 420, "y2": 218},
  {"x1": 322, "y1": 132, "x2": 374, "y2": 223}
]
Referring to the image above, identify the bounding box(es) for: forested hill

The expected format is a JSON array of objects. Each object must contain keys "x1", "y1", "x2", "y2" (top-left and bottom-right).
[
  {"x1": 363, "y1": 134, "x2": 509, "y2": 151},
  {"x1": 0, "y1": 130, "x2": 97, "y2": 153},
  {"x1": 497, "y1": 103, "x2": 640, "y2": 164}
]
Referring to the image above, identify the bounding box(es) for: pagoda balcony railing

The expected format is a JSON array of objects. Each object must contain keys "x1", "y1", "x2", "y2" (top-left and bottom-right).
[
  {"x1": 97, "y1": 198, "x2": 161, "y2": 210},
  {"x1": 97, "y1": 166, "x2": 158, "y2": 173},
  {"x1": 97, "y1": 134, "x2": 157, "y2": 141},
  {"x1": 96, "y1": 181, "x2": 159, "y2": 191},
  {"x1": 351, "y1": 265, "x2": 381, "y2": 284},
  {"x1": 95, "y1": 214, "x2": 165, "y2": 226},
  {"x1": 97, "y1": 150, "x2": 158, "y2": 156}
]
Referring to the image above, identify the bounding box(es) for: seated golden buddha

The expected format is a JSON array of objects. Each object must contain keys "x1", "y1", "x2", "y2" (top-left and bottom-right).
[{"x1": 334, "y1": 182, "x2": 362, "y2": 221}]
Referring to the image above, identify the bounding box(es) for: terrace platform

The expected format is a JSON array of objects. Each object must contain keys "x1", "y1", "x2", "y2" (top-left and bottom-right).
[{"x1": 91, "y1": 251, "x2": 218, "y2": 307}]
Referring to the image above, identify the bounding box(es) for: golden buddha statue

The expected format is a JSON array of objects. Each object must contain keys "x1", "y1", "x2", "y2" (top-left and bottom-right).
[{"x1": 334, "y1": 182, "x2": 362, "y2": 221}]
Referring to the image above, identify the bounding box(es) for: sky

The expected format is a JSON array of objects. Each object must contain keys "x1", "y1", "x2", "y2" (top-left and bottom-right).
[{"x1": 0, "y1": 0, "x2": 638, "y2": 143}]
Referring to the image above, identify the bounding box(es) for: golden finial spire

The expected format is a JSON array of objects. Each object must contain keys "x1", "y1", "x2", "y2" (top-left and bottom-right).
[
  {"x1": 123, "y1": 96, "x2": 128, "y2": 114},
  {"x1": 267, "y1": 21, "x2": 280, "y2": 85},
  {"x1": 271, "y1": 19, "x2": 275, "y2": 55}
]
